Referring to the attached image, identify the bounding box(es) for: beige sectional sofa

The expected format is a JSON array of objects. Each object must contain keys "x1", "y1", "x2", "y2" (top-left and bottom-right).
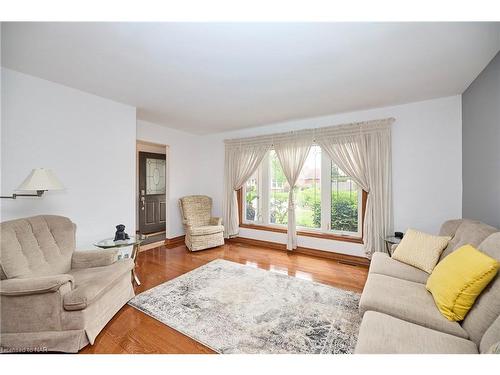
[
  {"x1": 355, "y1": 219, "x2": 500, "y2": 354},
  {"x1": 0, "y1": 215, "x2": 135, "y2": 353}
]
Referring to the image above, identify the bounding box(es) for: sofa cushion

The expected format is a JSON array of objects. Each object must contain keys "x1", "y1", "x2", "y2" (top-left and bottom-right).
[
  {"x1": 369, "y1": 252, "x2": 429, "y2": 284},
  {"x1": 190, "y1": 225, "x2": 224, "y2": 236},
  {"x1": 439, "y1": 219, "x2": 471, "y2": 237},
  {"x1": 391, "y1": 229, "x2": 451, "y2": 273},
  {"x1": 485, "y1": 341, "x2": 500, "y2": 354},
  {"x1": 64, "y1": 259, "x2": 134, "y2": 311},
  {"x1": 426, "y1": 244, "x2": 499, "y2": 321},
  {"x1": 480, "y1": 315, "x2": 500, "y2": 353},
  {"x1": 355, "y1": 311, "x2": 478, "y2": 354},
  {"x1": 462, "y1": 232, "x2": 500, "y2": 345},
  {"x1": 0, "y1": 215, "x2": 76, "y2": 278},
  {"x1": 440, "y1": 221, "x2": 497, "y2": 261},
  {"x1": 359, "y1": 273, "x2": 469, "y2": 339}
]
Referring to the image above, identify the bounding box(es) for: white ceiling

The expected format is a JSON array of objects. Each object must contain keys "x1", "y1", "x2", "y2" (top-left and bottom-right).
[{"x1": 2, "y1": 22, "x2": 499, "y2": 134}]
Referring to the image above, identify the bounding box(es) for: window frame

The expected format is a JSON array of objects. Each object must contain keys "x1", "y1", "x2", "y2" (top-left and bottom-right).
[
  {"x1": 238, "y1": 148, "x2": 367, "y2": 244},
  {"x1": 328, "y1": 159, "x2": 364, "y2": 238}
]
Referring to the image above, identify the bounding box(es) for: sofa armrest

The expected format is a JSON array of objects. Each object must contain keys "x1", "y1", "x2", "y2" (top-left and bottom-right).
[
  {"x1": 71, "y1": 249, "x2": 118, "y2": 269},
  {"x1": 210, "y1": 217, "x2": 222, "y2": 226},
  {"x1": 1, "y1": 275, "x2": 74, "y2": 335},
  {"x1": 0, "y1": 274, "x2": 74, "y2": 296}
]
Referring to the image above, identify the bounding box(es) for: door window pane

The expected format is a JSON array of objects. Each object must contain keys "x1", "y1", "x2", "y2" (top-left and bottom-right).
[
  {"x1": 330, "y1": 163, "x2": 360, "y2": 233},
  {"x1": 269, "y1": 150, "x2": 288, "y2": 225},
  {"x1": 295, "y1": 145, "x2": 321, "y2": 229},
  {"x1": 146, "y1": 158, "x2": 166, "y2": 195}
]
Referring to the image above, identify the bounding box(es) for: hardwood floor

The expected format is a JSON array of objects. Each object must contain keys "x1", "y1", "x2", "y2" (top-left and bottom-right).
[{"x1": 79, "y1": 242, "x2": 369, "y2": 354}]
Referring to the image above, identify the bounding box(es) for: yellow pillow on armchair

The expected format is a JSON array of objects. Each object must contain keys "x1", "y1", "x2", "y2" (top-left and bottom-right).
[{"x1": 426, "y1": 245, "x2": 499, "y2": 321}]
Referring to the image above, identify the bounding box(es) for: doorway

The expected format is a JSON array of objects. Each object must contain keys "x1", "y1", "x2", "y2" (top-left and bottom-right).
[{"x1": 136, "y1": 141, "x2": 168, "y2": 246}]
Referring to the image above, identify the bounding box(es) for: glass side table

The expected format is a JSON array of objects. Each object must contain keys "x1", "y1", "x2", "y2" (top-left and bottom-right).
[
  {"x1": 383, "y1": 236, "x2": 402, "y2": 256},
  {"x1": 94, "y1": 236, "x2": 143, "y2": 286}
]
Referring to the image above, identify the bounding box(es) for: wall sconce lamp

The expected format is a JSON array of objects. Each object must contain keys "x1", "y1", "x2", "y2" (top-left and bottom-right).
[{"x1": 0, "y1": 168, "x2": 64, "y2": 199}]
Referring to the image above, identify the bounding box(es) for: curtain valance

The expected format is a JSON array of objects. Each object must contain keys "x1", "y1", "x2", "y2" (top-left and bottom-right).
[{"x1": 224, "y1": 118, "x2": 395, "y2": 148}]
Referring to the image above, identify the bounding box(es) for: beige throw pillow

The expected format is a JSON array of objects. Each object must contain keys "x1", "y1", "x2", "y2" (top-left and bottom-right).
[{"x1": 392, "y1": 229, "x2": 451, "y2": 273}]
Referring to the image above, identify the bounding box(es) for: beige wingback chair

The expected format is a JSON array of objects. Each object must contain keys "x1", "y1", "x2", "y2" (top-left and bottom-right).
[
  {"x1": 179, "y1": 195, "x2": 225, "y2": 251},
  {"x1": 0, "y1": 215, "x2": 135, "y2": 353}
]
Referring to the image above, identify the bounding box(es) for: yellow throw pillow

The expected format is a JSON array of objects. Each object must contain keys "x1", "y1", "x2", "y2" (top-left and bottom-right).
[
  {"x1": 392, "y1": 229, "x2": 451, "y2": 273},
  {"x1": 426, "y1": 245, "x2": 499, "y2": 321}
]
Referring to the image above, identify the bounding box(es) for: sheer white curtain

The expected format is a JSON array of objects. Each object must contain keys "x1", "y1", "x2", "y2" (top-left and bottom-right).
[
  {"x1": 316, "y1": 124, "x2": 392, "y2": 256},
  {"x1": 274, "y1": 136, "x2": 312, "y2": 250},
  {"x1": 223, "y1": 143, "x2": 271, "y2": 238}
]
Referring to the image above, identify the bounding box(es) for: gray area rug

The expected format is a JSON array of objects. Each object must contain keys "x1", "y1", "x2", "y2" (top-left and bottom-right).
[{"x1": 128, "y1": 259, "x2": 361, "y2": 354}]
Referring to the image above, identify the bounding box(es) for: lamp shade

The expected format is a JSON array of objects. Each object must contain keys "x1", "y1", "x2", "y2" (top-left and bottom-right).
[{"x1": 17, "y1": 168, "x2": 64, "y2": 191}]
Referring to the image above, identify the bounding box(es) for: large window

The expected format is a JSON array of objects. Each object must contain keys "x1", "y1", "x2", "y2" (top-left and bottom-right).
[
  {"x1": 241, "y1": 145, "x2": 364, "y2": 241},
  {"x1": 330, "y1": 164, "x2": 362, "y2": 236},
  {"x1": 269, "y1": 150, "x2": 288, "y2": 225},
  {"x1": 295, "y1": 145, "x2": 321, "y2": 229}
]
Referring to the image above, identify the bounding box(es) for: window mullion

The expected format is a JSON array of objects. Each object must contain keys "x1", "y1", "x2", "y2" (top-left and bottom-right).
[
  {"x1": 321, "y1": 150, "x2": 331, "y2": 233},
  {"x1": 357, "y1": 187, "x2": 363, "y2": 237},
  {"x1": 242, "y1": 184, "x2": 246, "y2": 224},
  {"x1": 261, "y1": 152, "x2": 270, "y2": 225}
]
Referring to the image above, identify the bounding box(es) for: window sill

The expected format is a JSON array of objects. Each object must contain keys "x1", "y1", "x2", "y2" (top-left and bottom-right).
[{"x1": 239, "y1": 223, "x2": 364, "y2": 244}]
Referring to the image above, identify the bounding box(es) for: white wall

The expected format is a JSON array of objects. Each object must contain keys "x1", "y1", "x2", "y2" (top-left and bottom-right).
[
  {"x1": 1, "y1": 68, "x2": 461, "y2": 257},
  {"x1": 1, "y1": 68, "x2": 137, "y2": 248},
  {"x1": 198, "y1": 96, "x2": 463, "y2": 257},
  {"x1": 136, "y1": 120, "x2": 205, "y2": 238}
]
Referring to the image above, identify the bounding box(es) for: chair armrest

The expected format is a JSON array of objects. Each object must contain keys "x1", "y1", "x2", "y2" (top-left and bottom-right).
[
  {"x1": 182, "y1": 219, "x2": 193, "y2": 229},
  {"x1": 0, "y1": 274, "x2": 74, "y2": 296},
  {"x1": 210, "y1": 217, "x2": 222, "y2": 226},
  {"x1": 71, "y1": 249, "x2": 118, "y2": 269}
]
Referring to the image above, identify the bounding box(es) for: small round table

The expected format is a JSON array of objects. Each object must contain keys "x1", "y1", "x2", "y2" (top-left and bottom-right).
[
  {"x1": 383, "y1": 236, "x2": 402, "y2": 256},
  {"x1": 94, "y1": 236, "x2": 143, "y2": 286}
]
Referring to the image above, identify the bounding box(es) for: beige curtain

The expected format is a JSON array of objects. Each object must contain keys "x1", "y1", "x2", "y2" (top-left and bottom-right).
[
  {"x1": 223, "y1": 118, "x2": 394, "y2": 254},
  {"x1": 274, "y1": 136, "x2": 312, "y2": 250},
  {"x1": 316, "y1": 123, "x2": 392, "y2": 257},
  {"x1": 223, "y1": 143, "x2": 271, "y2": 238}
]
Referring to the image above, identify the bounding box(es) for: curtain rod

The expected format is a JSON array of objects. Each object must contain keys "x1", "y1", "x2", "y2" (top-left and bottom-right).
[{"x1": 224, "y1": 117, "x2": 395, "y2": 146}]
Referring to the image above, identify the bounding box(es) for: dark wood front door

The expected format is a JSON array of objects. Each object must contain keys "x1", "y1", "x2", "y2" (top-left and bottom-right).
[{"x1": 138, "y1": 152, "x2": 166, "y2": 234}]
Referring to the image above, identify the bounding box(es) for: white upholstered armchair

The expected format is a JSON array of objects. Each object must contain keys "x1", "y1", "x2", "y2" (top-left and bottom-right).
[{"x1": 179, "y1": 195, "x2": 225, "y2": 251}]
